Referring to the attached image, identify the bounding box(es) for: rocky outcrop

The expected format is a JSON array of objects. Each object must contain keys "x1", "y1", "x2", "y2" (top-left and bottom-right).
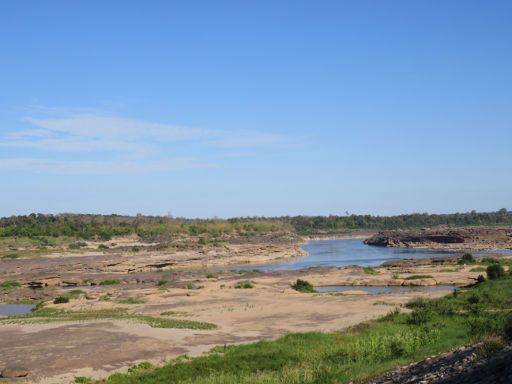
[
  {"x1": 365, "y1": 228, "x2": 512, "y2": 250},
  {"x1": 366, "y1": 343, "x2": 512, "y2": 384}
]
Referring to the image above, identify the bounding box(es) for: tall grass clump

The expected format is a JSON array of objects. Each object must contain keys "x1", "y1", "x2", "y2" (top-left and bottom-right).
[{"x1": 291, "y1": 279, "x2": 315, "y2": 293}]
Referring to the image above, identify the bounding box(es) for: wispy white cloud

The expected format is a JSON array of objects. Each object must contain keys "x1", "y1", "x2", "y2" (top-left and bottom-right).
[
  {"x1": 0, "y1": 157, "x2": 216, "y2": 175},
  {"x1": 0, "y1": 107, "x2": 283, "y2": 174}
]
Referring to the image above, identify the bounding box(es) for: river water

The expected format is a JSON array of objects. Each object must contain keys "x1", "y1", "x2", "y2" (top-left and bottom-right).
[{"x1": 235, "y1": 239, "x2": 508, "y2": 271}]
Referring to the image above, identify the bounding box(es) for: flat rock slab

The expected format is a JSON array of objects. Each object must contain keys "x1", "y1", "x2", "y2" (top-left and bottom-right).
[{"x1": 1, "y1": 366, "x2": 30, "y2": 378}]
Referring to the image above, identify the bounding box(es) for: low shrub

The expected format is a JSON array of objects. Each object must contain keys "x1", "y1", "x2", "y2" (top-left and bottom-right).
[
  {"x1": 53, "y1": 296, "x2": 70, "y2": 304},
  {"x1": 486, "y1": 264, "x2": 505, "y2": 280},
  {"x1": 404, "y1": 275, "x2": 434, "y2": 280},
  {"x1": 98, "y1": 244, "x2": 109, "y2": 250},
  {"x1": 234, "y1": 281, "x2": 254, "y2": 289},
  {"x1": 100, "y1": 279, "x2": 121, "y2": 285},
  {"x1": 291, "y1": 279, "x2": 315, "y2": 293}
]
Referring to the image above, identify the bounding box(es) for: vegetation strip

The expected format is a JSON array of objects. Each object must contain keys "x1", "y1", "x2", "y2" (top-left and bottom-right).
[{"x1": 0, "y1": 306, "x2": 217, "y2": 330}]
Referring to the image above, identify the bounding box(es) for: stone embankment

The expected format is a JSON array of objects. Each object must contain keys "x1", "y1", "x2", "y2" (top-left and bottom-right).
[{"x1": 366, "y1": 343, "x2": 512, "y2": 384}]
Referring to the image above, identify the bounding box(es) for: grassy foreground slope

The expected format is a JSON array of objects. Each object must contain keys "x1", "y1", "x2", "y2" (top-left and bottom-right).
[{"x1": 96, "y1": 275, "x2": 512, "y2": 384}]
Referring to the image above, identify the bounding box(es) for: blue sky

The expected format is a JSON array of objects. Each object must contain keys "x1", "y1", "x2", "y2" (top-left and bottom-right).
[{"x1": 1, "y1": 1, "x2": 511, "y2": 218}]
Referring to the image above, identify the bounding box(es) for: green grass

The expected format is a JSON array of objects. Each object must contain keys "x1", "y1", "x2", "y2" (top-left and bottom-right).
[
  {"x1": 0, "y1": 280, "x2": 21, "y2": 289},
  {"x1": 469, "y1": 267, "x2": 487, "y2": 272},
  {"x1": 93, "y1": 275, "x2": 512, "y2": 384},
  {"x1": 0, "y1": 253, "x2": 19, "y2": 259},
  {"x1": 74, "y1": 377, "x2": 93, "y2": 384},
  {"x1": 0, "y1": 306, "x2": 217, "y2": 330},
  {"x1": 234, "y1": 281, "x2": 255, "y2": 289},
  {"x1": 118, "y1": 298, "x2": 146, "y2": 305},
  {"x1": 362, "y1": 267, "x2": 379, "y2": 275},
  {"x1": 234, "y1": 269, "x2": 263, "y2": 275},
  {"x1": 404, "y1": 274, "x2": 434, "y2": 280},
  {"x1": 100, "y1": 279, "x2": 121, "y2": 285}
]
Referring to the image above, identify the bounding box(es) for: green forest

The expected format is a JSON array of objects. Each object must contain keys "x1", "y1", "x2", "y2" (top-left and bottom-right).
[{"x1": 0, "y1": 209, "x2": 510, "y2": 239}]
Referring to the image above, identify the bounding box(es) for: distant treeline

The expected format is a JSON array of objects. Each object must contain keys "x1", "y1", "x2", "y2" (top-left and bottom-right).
[
  {"x1": 285, "y1": 209, "x2": 512, "y2": 234},
  {"x1": 0, "y1": 209, "x2": 510, "y2": 239},
  {"x1": 0, "y1": 214, "x2": 291, "y2": 240}
]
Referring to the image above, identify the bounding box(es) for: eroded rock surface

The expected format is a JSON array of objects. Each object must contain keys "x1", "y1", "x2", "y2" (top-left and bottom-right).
[
  {"x1": 365, "y1": 227, "x2": 512, "y2": 250},
  {"x1": 366, "y1": 344, "x2": 512, "y2": 384}
]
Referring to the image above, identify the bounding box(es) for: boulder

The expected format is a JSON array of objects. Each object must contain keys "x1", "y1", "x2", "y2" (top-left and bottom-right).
[{"x1": 1, "y1": 366, "x2": 30, "y2": 378}]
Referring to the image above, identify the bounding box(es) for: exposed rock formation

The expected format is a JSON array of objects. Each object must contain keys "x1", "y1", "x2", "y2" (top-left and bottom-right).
[
  {"x1": 366, "y1": 343, "x2": 512, "y2": 384},
  {"x1": 365, "y1": 228, "x2": 512, "y2": 250}
]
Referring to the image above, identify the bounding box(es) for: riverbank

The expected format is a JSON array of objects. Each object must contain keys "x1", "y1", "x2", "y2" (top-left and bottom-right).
[{"x1": 1, "y1": 233, "x2": 511, "y2": 383}]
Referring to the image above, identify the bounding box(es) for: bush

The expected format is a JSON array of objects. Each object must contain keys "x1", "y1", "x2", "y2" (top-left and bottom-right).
[
  {"x1": 157, "y1": 279, "x2": 168, "y2": 286},
  {"x1": 100, "y1": 279, "x2": 121, "y2": 285},
  {"x1": 291, "y1": 279, "x2": 315, "y2": 293},
  {"x1": 234, "y1": 281, "x2": 254, "y2": 289},
  {"x1": 53, "y1": 296, "x2": 70, "y2": 304},
  {"x1": 486, "y1": 264, "x2": 505, "y2": 280},
  {"x1": 98, "y1": 244, "x2": 109, "y2": 250},
  {"x1": 477, "y1": 275, "x2": 486, "y2": 283},
  {"x1": 459, "y1": 253, "x2": 475, "y2": 264},
  {"x1": 99, "y1": 232, "x2": 112, "y2": 241},
  {"x1": 478, "y1": 337, "x2": 504, "y2": 358}
]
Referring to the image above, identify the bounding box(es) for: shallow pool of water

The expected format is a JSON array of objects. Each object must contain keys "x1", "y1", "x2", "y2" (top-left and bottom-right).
[
  {"x1": 0, "y1": 304, "x2": 35, "y2": 316},
  {"x1": 315, "y1": 285, "x2": 457, "y2": 294}
]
